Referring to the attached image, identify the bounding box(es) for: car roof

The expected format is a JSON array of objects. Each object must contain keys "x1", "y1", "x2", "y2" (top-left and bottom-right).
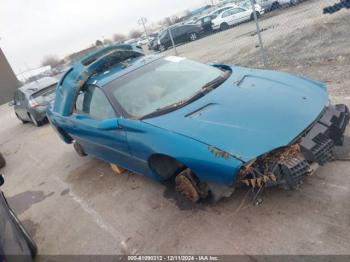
[
  {"x1": 197, "y1": 14, "x2": 215, "y2": 20},
  {"x1": 19, "y1": 77, "x2": 58, "y2": 94},
  {"x1": 87, "y1": 54, "x2": 163, "y2": 87}
]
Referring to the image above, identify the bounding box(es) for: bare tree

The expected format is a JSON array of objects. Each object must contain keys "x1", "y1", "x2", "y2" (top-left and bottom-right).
[
  {"x1": 95, "y1": 40, "x2": 103, "y2": 46},
  {"x1": 129, "y1": 29, "x2": 143, "y2": 39},
  {"x1": 183, "y1": 9, "x2": 192, "y2": 19},
  {"x1": 41, "y1": 55, "x2": 63, "y2": 68},
  {"x1": 113, "y1": 33, "x2": 126, "y2": 43},
  {"x1": 161, "y1": 17, "x2": 173, "y2": 26}
]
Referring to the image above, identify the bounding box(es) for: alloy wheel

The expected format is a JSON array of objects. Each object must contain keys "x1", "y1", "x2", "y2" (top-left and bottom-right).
[{"x1": 190, "y1": 33, "x2": 197, "y2": 41}]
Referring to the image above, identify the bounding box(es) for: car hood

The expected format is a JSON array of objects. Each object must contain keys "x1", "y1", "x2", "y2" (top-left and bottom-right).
[{"x1": 143, "y1": 66, "x2": 329, "y2": 162}]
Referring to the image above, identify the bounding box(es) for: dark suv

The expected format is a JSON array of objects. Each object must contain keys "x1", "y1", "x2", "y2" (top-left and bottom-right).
[{"x1": 153, "y1": 24, "x2": 203, "y2": 52}]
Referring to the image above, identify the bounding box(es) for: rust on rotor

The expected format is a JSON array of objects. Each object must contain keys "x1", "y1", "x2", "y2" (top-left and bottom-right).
[{"x1": 175, "y1": 169, "x2": 200, "y2": 203}]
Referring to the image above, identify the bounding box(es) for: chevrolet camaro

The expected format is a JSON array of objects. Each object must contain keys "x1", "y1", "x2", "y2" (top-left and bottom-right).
[{"x1": 47, "y1": 45, "x2": 349, "y2": 202}]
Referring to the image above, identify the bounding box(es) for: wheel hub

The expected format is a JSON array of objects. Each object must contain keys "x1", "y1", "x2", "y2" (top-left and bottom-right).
[{"x1": 175, "y1": 169, "x2": 200, "y2": 202}]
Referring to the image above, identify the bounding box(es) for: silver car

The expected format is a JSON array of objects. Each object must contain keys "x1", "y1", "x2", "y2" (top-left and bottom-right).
[{"x1": 13, "y1": 77, "x2": 58, "y2": 127}]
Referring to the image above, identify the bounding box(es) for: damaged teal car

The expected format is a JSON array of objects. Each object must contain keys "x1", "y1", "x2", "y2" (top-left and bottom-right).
[{"x1": 47, "y1": 45, "x2": 349, "y2": 202}]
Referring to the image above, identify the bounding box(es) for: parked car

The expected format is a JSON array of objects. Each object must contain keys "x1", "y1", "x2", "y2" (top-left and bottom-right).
[
  {"x1": 249, "y1": 0, "x2": 291, "y2": 11},
  {"x1": 47, "y1": 47, "x2": 349, "y2": 202},
  {"x1": 124, "y1": 38, "x2": 138, "y2": 45},
  {"x1": 137, "y1": 36, "x2": 149, "y2": 46},
  {"x1": 13, "y1": 77, "x2": 59, "y2": 127},
  {"x1": 212, "y1": 5, "x2": 264, "y2": 31},
  {"x1": 152, "y1": 24, "x2": 203, "y2": 52},
  {"x1": 194, "y1": 14, "x2": 217, "y2": 34},
  {"x1": 0, "y1": 173, "x2": 37, "y2": 260},
  {"x1": 209, "y1": 4, "x2": 237, "y2": 16},
  {"x1": 112, "y1": 43, "x2": 143, "y2": 53},
  {"x1": 147, "y1": 32, "x2": 159, "y2": 50}
]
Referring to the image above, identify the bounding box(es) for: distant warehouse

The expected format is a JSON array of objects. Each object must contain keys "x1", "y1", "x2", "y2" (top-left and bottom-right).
[{"x1": 0, "y1": 48, "x2": 20, "y2": 105}]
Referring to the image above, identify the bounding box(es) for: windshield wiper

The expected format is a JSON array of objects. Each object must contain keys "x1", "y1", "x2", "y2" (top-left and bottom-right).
[
  {"x1": 141, "y1": 71, "x2": 230, "y2": 119},
  {"x1": 201, "y1": 71, "x2": 230, "y2": 93}
]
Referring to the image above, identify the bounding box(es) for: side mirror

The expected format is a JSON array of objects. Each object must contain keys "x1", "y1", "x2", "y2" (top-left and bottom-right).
[
  {"x1": 0, "y1": 174, "x2": 4, "y2": 187},
  {"x1": 8, "y1": 101, "x2": 15, "y2": 107},
  {"x1": 97, "y1": 118, "x2": 120, "y2": 130}
]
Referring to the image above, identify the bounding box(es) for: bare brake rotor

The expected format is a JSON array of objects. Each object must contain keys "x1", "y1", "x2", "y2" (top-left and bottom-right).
[{"x1": 175, "y1": 169, "x2": 200, "y2": 203}]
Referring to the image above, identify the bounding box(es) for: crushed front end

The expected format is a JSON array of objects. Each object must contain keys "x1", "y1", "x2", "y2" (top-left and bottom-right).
[{"x1": 239, "y1": 104, "x2": 349, "y2": 189}]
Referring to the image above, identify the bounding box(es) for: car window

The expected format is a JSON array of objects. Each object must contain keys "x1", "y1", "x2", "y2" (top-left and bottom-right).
[
  {"x1": 76, "y1": 85, "x2": 116, "y2": 120},
  {"x1": 203, "y1": 17, "x2": 212, "y2": 23},
  {"x1": 171, "y1": 27, "x2": 181, "y2": 37},
  {"x1": 231, "y1": 8, "x2": 245, "y2": 14},
  {"x1": 222, "y1": 10, "x2": 232, "y2": 17},
  {"x1": 159, "y1": 30, "x2": 169, "y2": 39},
  {"x1": 219, "y1": 7, "x2": 231, "y2": 13}
]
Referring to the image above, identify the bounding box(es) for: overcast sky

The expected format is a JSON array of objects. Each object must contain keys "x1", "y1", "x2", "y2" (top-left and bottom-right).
[{"x1": 0, "y1": 0, "x2": 207, "y2": 74}]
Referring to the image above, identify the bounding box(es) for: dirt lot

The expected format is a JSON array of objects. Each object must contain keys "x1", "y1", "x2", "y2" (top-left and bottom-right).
[{"x1": 1, "y1": 0, "x2": 350, "y2": 256}]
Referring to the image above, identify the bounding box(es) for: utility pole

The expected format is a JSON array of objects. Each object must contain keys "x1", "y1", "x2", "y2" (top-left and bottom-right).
[
  {"x1": 249, "y1": 0, "x2": 267, "y2": 67},
  {"x1": 138, "y1": 17, "x2": 149, "y2": 36}
]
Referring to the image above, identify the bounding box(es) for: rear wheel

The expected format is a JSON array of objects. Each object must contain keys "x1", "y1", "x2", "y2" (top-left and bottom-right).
[
  {"x1": 159, "y1": 44, "x2": 166, "y2": 52},
  {"x1": 220, "y1": 23, "x2": 229, "y2": 31},
  {"x1": 73, "y1": 141, "x2": 87, "y2": 157},
  {"x1": 0, "y1": 153, "x2": 5, "y2": 169},
  {"x1": 271, "y1": 2, "x2": 281, "y2": 10},
  {"x1": 15, "y1": 113, "x2": 27, "y2": 124},
  {"x1": 290, "y1": 0, "x2": 300, "y2": 5},
  {"x1": 29, "y1": 113, "x2": 41, "y2": 127}
]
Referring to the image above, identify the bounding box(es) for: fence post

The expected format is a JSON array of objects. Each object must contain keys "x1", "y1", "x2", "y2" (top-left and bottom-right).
[
  {"x1": 168, "y1": 28, "x2": 178, "y2": 56},
  {"x1": 250, "y1": 0, "x2": 267, "y2": 66}
]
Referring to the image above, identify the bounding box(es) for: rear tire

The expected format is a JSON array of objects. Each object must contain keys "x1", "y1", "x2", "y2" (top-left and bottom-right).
[
  {"x1": 73, "y1": 141, "x2": 87, "y2": 157},
  {"x1": 220, "y1": 23, "x2": 229, "y2": 31},
  {"x1": 159, "y1": 44, "x2": 166, "y2": 52},
  {"x1": 15, "y1": 113, "x2": 27, "y2": 124},
  {"x1": 271, "y1": 2, "x2": 281, "y2": 10},
  {"x1": 290, "y1": 0, "x2": 300, "y2": 5},
  {"x1": 29, "y1": 113, "x2": 41, "y2": 127},
  {"x1": 0, "y1": 153, "x2": 5, "y2": 169}
]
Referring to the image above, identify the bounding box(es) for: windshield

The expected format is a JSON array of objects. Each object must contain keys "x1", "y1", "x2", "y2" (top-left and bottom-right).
[{"x1": 106, "y1": 57, "x2": 229, "y2": 118}]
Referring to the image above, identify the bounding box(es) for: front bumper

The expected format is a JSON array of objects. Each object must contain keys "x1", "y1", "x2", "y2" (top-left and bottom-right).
[
  {"x1": 299, "y1": 104, "x2": 349, "y2": 164},
  {"x1": 239, "y1": 104, "x2": 349, "y2": 189}
]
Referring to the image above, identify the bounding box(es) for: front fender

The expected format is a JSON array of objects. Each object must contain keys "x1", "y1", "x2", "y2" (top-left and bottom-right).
[{"x1": 122, "y1": 119, "x2": 243, "y2": 186}]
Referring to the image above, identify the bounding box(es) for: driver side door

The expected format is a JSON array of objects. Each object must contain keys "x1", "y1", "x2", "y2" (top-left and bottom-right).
[{"x1": 69, "y1": 84, "x2": 133, "y2": 169}]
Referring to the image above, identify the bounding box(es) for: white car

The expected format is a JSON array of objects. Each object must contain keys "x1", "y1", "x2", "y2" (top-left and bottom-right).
[
  {"x1": 211, "y1": 5, "x2": 264, "y2": 31},
  {"x1": 137, "y1": 37, "x2": 150, "y2": 46},
  {"x1": 253, "y1": 0, "x2": 291, "y2": 11},
  {"x1": 209, "y1": 4, "x2": 237, "y2": 16}
]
